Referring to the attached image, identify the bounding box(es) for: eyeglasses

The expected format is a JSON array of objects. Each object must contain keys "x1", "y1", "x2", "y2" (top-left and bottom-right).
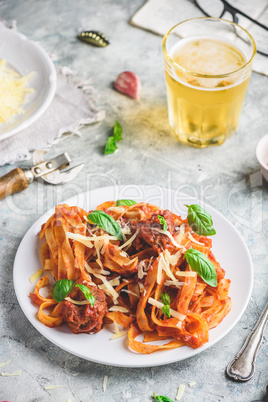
[{"x1": 194, "y1": 0, "x2": 268, "y2": 56}]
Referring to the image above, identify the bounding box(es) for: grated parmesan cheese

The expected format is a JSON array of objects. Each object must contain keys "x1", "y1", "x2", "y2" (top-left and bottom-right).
[
  {"x1": 66, "y1": 232, "x2": 118, "y2": 248},
  {"x1": 0, "y1": 360, "x2": 11, "y2": 368},
  {"x1": 103, "y1": 375, "x2": 108, "y2": 392},
  {"x1": 99, "y1": 277, "x2": 120, "y2": 290},
  {"x1": 44, "y1": 385, "x2": 61, "y2": 390},
  {"x1": 153, "y1": 228, "x2": 187, "y2": 251},
  {"x1": 118, "y1": 229, "x2": 139, "y2": 250},
  {"x1": 164, "y1": 249, "x2": 182, "y2": 267},
  {"x1": 85, "y1": 263, "x2": 119, "y2": 303},
  {"x1": 100, "y1": 234, "x2": 110, "y2": 255},
  {"x1": 1, "y1": 370, "x2": 22, "y2": 376},
  {"x1": 94, "y1": 237, "x2": 104, "y2": 269},
  {"x1": 139, "y1": 282, "x2": 144, "y2": 292},
  {"x1": 121, "y1": 289, "x2": 139, "y2": 298},
  {"x1": 174, "y1": 224, "x2": 185, "y2": 244},
  {"x1": 29, "y1": 269, "x2": 43, "y2": 283},
  {"x1": 176, "y1": 384, "x2": 186, "y2": 400},
  {"x1": 138, "y1": 261, "x2": 149, "y2": 279},
  {"x1": 119, "y1": 251, "x2": 128, "y2": 257},
  {"x1": 110, "y1": 329, "x2": 128, "y2": 340},
  {"x1": 148, "y1": 298, "x2": 186, "y2": 321},
  {"x1": 109, "y1": 306, "x2": 129, "y2": 313},
  {"x1": 0, "y1": 59, "x2": 34, "y2": 124},
  {"x1": 189, "y1": 381, "x2": 196, "y2": 387},
  {"x1": 113, "y1": 322, "x2": 120, "y2": 335},
  {"x1": 110, "y1": 322, "x2": 129, "y2": 340},
  {"x1": 94, "y1": 268, "x2": 111, "y2": 276},
  {"x1": 64, "y1": 297, "x2": 91, "y2": 305},
  {"x1": 121, "y1": 226, "x2": 132, "y2": 235},
  {"x1": 160, "y1": 252, "x2": 177, "y2": 282},
  {"x1": 188, "y1": 232, "x2": 205, "y2": 246},
  {"x1": 164, "y1": 280, "x2": 184, "y2": 288}
]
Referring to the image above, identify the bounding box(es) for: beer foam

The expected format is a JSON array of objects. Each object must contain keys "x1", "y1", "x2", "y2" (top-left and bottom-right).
[{"x1": 168, "y1": 36, "x2": 248, "y2": 90}]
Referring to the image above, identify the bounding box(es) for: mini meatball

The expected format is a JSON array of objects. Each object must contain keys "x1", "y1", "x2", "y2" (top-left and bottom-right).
[
  {"x1": 132, "y1": 210, "x2": 177, "y2": 252},
  {"x1": 58, "y1": 280, "x2": 107, "y2": 334}
]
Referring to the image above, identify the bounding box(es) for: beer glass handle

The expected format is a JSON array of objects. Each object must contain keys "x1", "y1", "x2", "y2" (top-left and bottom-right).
[{"x1": 226, "y1": 302, "x2": 268, "y2": 381}]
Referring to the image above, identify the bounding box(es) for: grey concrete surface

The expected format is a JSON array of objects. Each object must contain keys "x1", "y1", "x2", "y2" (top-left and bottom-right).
[{"x1": 0, "y1": 0, "x2": 268, "y2": 401}]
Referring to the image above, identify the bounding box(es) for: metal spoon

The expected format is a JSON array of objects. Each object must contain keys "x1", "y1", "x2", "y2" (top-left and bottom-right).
[{"x1": 226, "y1": 302, "x2": 268, "y2": 381}]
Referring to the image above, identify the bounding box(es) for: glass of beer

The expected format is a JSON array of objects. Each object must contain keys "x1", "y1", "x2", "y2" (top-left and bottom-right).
[{"x1": 162, "y1": 18, "x2": 256, "y2": 147}]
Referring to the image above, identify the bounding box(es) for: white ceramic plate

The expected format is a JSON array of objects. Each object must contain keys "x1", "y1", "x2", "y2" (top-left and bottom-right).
[
  {"x1": 13, "y1": 185, "x2": 253, "y2": 367},
  {"x1": 0, "y1": 26, "x2": 56, "y2": 140}
]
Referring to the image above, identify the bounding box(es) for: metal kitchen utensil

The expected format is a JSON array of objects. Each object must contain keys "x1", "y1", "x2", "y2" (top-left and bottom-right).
[
  {"x1": 226, "y1": 302, "x2": 268, "y2": 381},
  {"x1": 0, "y1": 151, "x2": 83, "y2": 200}
]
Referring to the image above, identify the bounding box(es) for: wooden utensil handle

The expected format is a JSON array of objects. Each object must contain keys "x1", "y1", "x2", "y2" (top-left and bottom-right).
[{"x1": 0, "y1": 168, "x2": 29, "y2": 200}]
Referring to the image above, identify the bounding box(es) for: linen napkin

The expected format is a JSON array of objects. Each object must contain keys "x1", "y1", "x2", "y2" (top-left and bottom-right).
[
  {"x1": 0, "y1": 22, "x2": 105, "y2": 166},
  {"x1": 131, "y1": 0, "x2": 268, "y2": 76}
]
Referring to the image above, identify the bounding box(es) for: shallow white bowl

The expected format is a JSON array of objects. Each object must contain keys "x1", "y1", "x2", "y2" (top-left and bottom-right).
[
  {"x1": 0, "y1": 26, "x2": 57, "y2": 141},
  {"x1": 256, "y1": 134, "x2": 268, "y2": 182}
]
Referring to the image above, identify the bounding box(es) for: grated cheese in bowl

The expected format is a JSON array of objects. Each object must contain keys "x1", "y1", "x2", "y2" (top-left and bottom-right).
[{"x1": 0, "y1": 59, "x2": 34, "y2": 124}]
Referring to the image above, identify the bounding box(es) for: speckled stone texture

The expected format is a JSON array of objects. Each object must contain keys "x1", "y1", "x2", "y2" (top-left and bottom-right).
[{"x1": 0, "y1": 0, "x2": 268, "y2": 401}]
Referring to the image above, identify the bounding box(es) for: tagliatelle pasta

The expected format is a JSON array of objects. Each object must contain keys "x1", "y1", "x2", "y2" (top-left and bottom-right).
[{"x1": 29, "y1": 201, "x2": 231, "y2": 353}]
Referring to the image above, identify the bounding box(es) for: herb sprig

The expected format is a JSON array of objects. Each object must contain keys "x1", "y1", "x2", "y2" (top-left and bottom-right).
[
  {"x1": 104, "y1": 120, "x2": 123, "y2": 154},
  {"x1": 52, "y1": 279, "x2": 96, "y2": 306},
  {"x1": 184, "y1": 248, "x2": 217, "y2": 287},
  {"x1": 186, "y1": 204, "x2": 216, "y2": 236},
  {"x1": 75, "y1": 284, "x2": 95, "y2": 307},
  {"x1": 160, "y1": 292, "x2": 171, "y2": 318},
  {"x1": 153, "y1": 393, "x2": 174, "y2": 402},
  {"x1": 157, "y1": 215, "x2": 168, "y2": 232},
  {"x1": 116, "y1": 199, "x2": 137, "y2": 207},
  {"x1": 87, "y1": 210, "x2": 123, "y2": 241},
  {"x1": 52, "y1": 279, "x2": 75, "y2": 302}
]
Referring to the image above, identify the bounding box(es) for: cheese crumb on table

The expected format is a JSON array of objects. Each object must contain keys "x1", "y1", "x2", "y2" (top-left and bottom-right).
[
  {"x1": 103, "y1": 375, "x2": 108, "y2": 392},
  {"x1": 188, "y1": 381, "x2": 196, "y2": 387},
  {"x1": 1, "y1": 370, "x2": 22, "y2": 376},
  {"x1": 176, "y1": 384, "x2": 186, "y2": 400},
  {"x1": 44, "y1": 385, "x2": 62, "y2": 390},
  {"x1": 0, "y1": 360, "x2": 11, "y2": 368}
]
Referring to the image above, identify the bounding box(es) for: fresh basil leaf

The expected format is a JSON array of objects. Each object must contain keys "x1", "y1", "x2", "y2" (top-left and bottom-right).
[
  {"x1": 160, "y1": 292, "x2": 170, "y2": 306},
  {"x1": 52, "y1": 279, "x2": 75, "y2": 302},
  {"x1": 75, "y1": 284, "x2": 95, "y2": 307},
  {"x1": 184, "y1": 248, "x2": 217, "y2": 287},
  {"x1": 157, "y1": 215, "x2": 168, "y2": 232},
  {"x1": 116, "y1": 199, "x2": 137, "y2": 207},
  {"x1": 161, "y1": 304, "x2": 171, "y2": 318},
  {"x1": 87, "y1": 210, "x2": 123, "y2": 241},
  {"x1": 114, "y1": 120, "x2": 122, "y2": 141},
  {"x1": 104, "y1": 136, "x2": 118, "y2": 155},
  {"x1": 153, "y1": 393, "x2": 174, "y2": 402},
  {"x1": 186, "y1": 204, "x2": 216, "y2": 236}
]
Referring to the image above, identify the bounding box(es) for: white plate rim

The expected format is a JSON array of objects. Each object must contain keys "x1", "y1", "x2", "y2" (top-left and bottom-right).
[
  {"x1": 0, "y1": 27, "x2": 57, "y2": 141},
  {"x1": 13, "y1": 185, "x2": 253, "y2": 367}
]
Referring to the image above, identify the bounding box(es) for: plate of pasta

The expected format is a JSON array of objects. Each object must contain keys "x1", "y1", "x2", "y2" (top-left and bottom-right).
[{"x1": 13, "y1": 185, "x2": 253, "y2": 367}]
